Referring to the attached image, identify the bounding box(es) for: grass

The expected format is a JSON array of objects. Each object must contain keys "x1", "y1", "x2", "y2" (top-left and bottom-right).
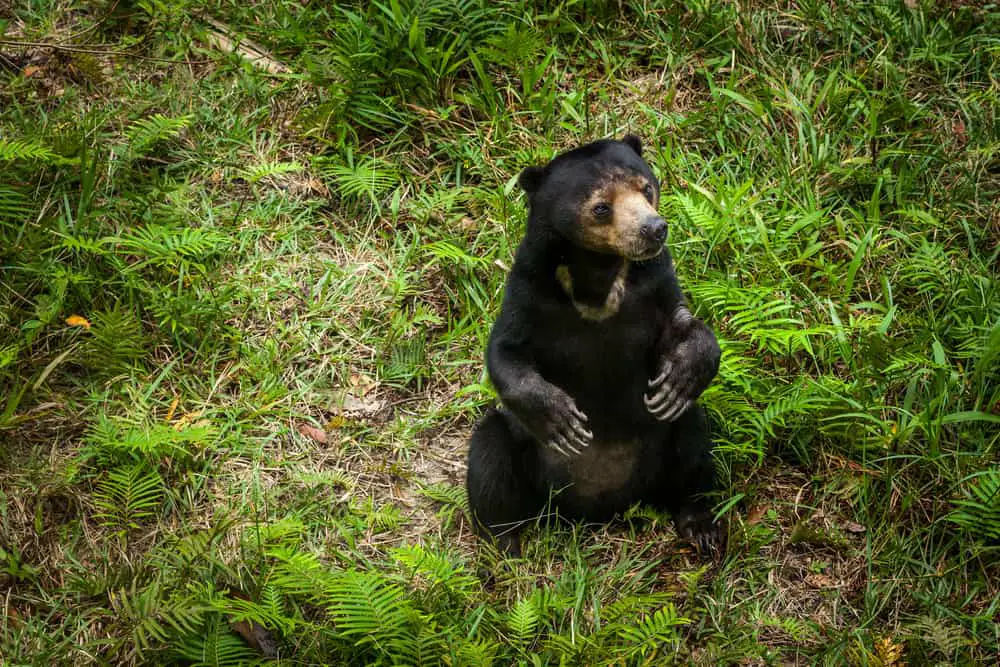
[{"x1": 1, "y1": 0, "x2": 998, "y2": 664}]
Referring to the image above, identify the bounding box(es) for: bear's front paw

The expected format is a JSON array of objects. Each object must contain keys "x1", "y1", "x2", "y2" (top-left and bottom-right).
[
  {"x1": 538, "y1": 392, "x2": 593, "y2": 457},
  {"x1": 645, "y1": 333, "x2": 719, "y2": 422}
]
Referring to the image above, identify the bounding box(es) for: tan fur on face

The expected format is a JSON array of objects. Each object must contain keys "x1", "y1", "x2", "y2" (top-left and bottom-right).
[{"x1": 577, "y1": 172, "x2": 660, "y2": 259}]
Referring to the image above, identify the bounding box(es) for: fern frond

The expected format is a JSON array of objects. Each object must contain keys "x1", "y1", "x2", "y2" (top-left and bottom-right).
[
  {"x1": 416, "y1": 482, "x2": 468, "y2": 511},
  {"x1": 0, "y1": 137, "x2": 77, "y2": 164},
  {"x1": 506, "y1": 597, "x2": 539, "y2": 644},
  {"x1": 617, "y1": 603, "x2": 690, "y2": 657},
  {"x1": 422, "y1": 240, "x2": 489, "y2": 270},
  {"x1": 172, "y1": 616, "x2": 260, "y2": 667},
  {"x1": 118, "y1": 225, "x2": 229, "y2": 271},
  {"x1": 126, "y1": 113, "x2": 192, "y2": 156},
  {"x1": 947, "y1": 469, "x2": 1000, "y2": 542},
  {"x1": 0, "y1": 184, "x2": 34, "y2": 224},
  {"x1": 392, "y1": 544, "x2": 477, "y2": 598},
  {"x1": 109, "y1": 580, "x2": 207, "y2": 652},
  {"x1": 325, "y1": 570, "x2": 415, "y2": 641},
  {"x1": 314, "y1": 155, "x2": 400, "y2": 205},
  {"x1": 241, "y1": 160, "x2": 304, "y2": 185},
  {"x1": 93, "y1": 463, "x2": 164, "y2": 530}
]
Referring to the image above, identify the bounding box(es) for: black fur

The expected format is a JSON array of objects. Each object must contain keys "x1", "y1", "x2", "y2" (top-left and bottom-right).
[{"x1": 466, "y1": 137, "x2": 723, "y2": 557}]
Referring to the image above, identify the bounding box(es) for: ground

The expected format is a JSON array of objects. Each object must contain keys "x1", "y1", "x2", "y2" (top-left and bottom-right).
[{"x1": 0, "y1": 1, "x2": 998, "y2": 665}]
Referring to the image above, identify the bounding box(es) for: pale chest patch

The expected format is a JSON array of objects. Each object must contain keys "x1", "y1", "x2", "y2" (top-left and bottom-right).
[
  {"x1": 555, "y1": 261, "x2": 630, "y2": 321},
  {"x1": 543, "y1": 440, "x2": 639, "y2": 497}
]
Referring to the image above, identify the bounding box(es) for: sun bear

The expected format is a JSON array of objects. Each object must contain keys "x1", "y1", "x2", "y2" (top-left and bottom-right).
[{"x1": 465, "y1": 135, "x2": 724, "y2": 557}]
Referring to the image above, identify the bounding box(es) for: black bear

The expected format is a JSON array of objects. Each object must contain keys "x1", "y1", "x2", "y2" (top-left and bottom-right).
[{"x1": 465, "y1": 135, "x2": 723, "y2": 557}]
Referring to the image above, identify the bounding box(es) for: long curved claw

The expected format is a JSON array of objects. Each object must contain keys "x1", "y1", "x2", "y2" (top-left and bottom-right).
[
  {"x1": 648, "y1": 361, "x2": 673, "y2": 389},
  {"x1": 645, "y1": 384, "x2": 679, "y2": 415},
  {"x1": 658, "y1": 398, "x2": 692, "y2": 422},
  {"x1": 645, "y1": 382, "x2": 676, "y2": 407},
  {"x1": 552, "y1": 432, "x2": 581, "y2": 456},
  {"x1": 545, "y1": 438, "x2": 570, "y2": 457}
]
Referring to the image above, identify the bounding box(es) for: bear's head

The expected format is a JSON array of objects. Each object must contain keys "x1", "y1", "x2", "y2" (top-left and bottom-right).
[{"x1": 518, "y1": 135, "x2": 666, "y2": 261}]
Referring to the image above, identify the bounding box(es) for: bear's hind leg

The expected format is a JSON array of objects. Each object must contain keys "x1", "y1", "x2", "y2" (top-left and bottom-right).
[
  {"x1": 466, "y1": 408, "x2": 545, "y2": 557},
  {"x1": 644, "y1": 406, "x2": 726, "y2": 554}
]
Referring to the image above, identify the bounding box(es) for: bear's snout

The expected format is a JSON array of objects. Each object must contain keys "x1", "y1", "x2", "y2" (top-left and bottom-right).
[{"x1": 640, "y1": 216, "x2": 667, "y2": 244}]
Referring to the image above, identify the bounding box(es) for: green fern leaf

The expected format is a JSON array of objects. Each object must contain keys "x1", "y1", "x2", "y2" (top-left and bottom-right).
[
  {"x1": 126, "y1": 113, "x2": 192, "y2": 156},
  {"x1": 93, "y1": 463, "x2": 164, "y2": 530}
]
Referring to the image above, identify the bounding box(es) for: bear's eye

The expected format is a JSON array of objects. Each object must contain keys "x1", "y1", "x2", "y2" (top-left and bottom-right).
[
  {"x1": 643, "y1": 183, "x2": 655, "y2": 201},
  {"x1": 592, "y1": 203, "x2": 611, "y2": 217}
]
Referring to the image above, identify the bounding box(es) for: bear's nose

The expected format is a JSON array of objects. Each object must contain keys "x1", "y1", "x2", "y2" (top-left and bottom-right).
[{"x1": 640, "y1": 217, "x2": 667, "y2": 244}]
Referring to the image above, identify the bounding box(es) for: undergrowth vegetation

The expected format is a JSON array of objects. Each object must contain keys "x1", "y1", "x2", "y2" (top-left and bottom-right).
[{"x1": 1, "y1": 0, "x2": 998, "y2": 664}]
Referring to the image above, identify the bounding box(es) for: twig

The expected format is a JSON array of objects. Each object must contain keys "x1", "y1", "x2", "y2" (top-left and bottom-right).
[
  {"x1": 0, "y1": 39, "x2": 214, "y2": 65},
  {"x1": 202, "y1": 17, "x2": 289, "y2": 74}
]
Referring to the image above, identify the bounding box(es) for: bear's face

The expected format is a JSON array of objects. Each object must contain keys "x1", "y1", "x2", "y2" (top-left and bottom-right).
[{"x1": 519, "y1": 136, "x2": 666, "y2": 261}]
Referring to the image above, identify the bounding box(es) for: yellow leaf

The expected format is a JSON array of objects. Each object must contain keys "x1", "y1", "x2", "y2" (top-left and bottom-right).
[
  {"x1": 164, "y1": 395, "x2": 180, "y2": 422},
  {"x1": 325, "y1": 416, "x2": 347, "y2": 430},
  {"x1": 875, "y1": 635, "x2": 905, "y2": 666},
  {"x1": 65, "y1": 315, "x2": 91, "y2": 329}
]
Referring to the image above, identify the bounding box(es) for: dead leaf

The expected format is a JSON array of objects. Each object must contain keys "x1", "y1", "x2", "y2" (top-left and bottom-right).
[
  {"x1": 164, "y1": 395, "x2": 180, "y2": 423},
  {"x1": 231, "y1": 619, "x2": 279, "y2": 658},
  {"x1": 306, "y1": 178, "x2": 328, "y2": 196},
  {"x1": 227, "y1": 589, "x2": 279, "y2": 657},
  {"x1": 23, "y1": 65, "x2": 42, "y2": 78},
  {"x1": 65, "y1": 315, "x2": 91, "y2": 329},
  {"x1": 325, "y1": 415, "x2": 348, "y2": 430},
  {"x1": 296, "y1": 423, "x2": 328, "y2": 444},
  {"x1": 334, "y1": 393, "x2": 384, "y2": 417},
  {"x1": 875, "y1": 635, "x2": 906, "y2": 666},
  {"x1": 348, "y1": 373, "x2": 376, "y2": 396},
  {"x1": 952, "y1": 119, "x2": 967, "y2": 147},
  {"x1": 459, "y1": 216, "x2": 476, "y2": 233},
  {"x1": 843, "y1": 521, "x2": 866, "y2": 533},
  {"x1": 804, "y1": 573, "x2": 837, "y2": 589},
  {"x1": 746, "y1": 505, "x2": 767, "y2": 525},
  {"x1": 171, "y1": 410, "x2": 204, "y2": 430}
]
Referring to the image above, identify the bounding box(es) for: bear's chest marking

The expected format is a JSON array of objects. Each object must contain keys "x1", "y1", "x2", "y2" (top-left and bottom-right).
[
  {"x1": 544, "y1": 440, "x2": 639, "y2": 497},
  {"x1": 555, "y1": 262, "x2": 629, "y2": 321}
]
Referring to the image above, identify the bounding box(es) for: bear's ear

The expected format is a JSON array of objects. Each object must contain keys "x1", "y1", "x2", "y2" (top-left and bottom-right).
[
  {"x1": 518, "y1": 166, "x2": 545, "y2": 194},
  {"x1": 622, "y1": 134, "x2": 643, "y2": 156}
]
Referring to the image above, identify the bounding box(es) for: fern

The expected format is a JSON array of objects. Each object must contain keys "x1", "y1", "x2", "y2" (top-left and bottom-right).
[
  {"x1": 422, "y1": 240, "x2": 489, "y2": 270},
  {"x1": 314, "y1": 154, "x2": 400, "y2": 206},
  {"x1": 392, "y1": 544, "x2": 478, "y2": 599},
  {"x1": 240, "y1": 160, "x2": 304, "y2": 185},
  {"x1": 904, "y1": 615, "x2": 975, "y2": 659},
  {"x1": 616, "y1": 604, "x2": 690, "y2": 657},
  {"x1": 172, "y1": 616, "x2": 261, "y2": 667},
  {"x1": 109, "y1": 580, "x2": 206, "y2": 654},
  {"x1": 362, "y1": 498, "x2": 408, "y2": 532},
  {"x1": 417, "y1": 481, "x2": 468, "y2": 511},
  {"x1": 0, "y1": 184, "x2": 34, "y2": 224},
  {"x1": 386, "y1": 623, "x2": 450, "y2": 667},
  {"x1": 0, "y1": 137, "x2": 77, "y2": 164},
  {"x1": 325, "y1": 570, "x2": 416, "y2": 642},
  {"x1": 126, "y1": 113, "x2": 192, "y2": 156},
  {"x1": 507, "y1": 597, "x2": 540, "y2": 644},
  {"x1": 213, "y1": 584, "x2": 293, "y2": 637},
  {"x1": 118, "y1": 225, "x2": 229, "y2": 271},
  {"x1": 84, "y1": 417, "x2": 215, "y2": 466},
  {"x1": 81, "y1": 305, "x2": 149, "y2": 375},
  {"x1": 93, "y1": 463, "x2": 164, "y2": 531},
  {"x1": 947, "y1": 470, "x2": 1000, "y2": 542}
]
